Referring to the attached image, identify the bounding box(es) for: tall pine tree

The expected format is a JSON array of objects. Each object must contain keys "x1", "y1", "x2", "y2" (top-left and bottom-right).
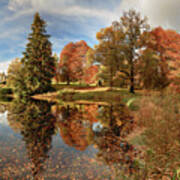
[{"x1": 22, "y1": 12, "x2": 56, "y2": 95}]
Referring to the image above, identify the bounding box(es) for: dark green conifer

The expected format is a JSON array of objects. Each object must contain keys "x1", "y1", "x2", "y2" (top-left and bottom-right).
[{"x1": 22, "y1": 12, "x2": 56, "y2": 95}]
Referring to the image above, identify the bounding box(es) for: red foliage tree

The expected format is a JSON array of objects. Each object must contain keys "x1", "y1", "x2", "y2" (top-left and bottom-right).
[
  {"x1": 83, "y1": 65, "x2": 99, "y2": 84},
  {"x1": 142, "y1": 27, "x2": 180, "y2": 91},
  {"x1": 57, "y1": 40, "x2": 90, "y2": 84}
]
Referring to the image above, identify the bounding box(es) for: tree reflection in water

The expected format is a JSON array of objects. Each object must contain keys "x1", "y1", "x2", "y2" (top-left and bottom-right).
[
  {"x1": 92, "y1": 104, "x2": 141, "y2": 179},
  {"x1": 53, "y1": 105, "x2": 96, "y2": 151},
  {"x1": 53, "y1": 102, "x2": 141, "y2": 179},
  {"x1": 7, "y1": 99, "x2": 56, "y2": 179},
  {"x1": 1, "y1": 98, "x2": 179, "y2": 179}
]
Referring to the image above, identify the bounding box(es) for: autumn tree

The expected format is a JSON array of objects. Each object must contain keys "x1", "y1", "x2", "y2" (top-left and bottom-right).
[
  {"x1": 137, "y1": 48, "x2": 169, "y2": 89},
  {"x1": 93, "y1": 10, "x2": 149, "y2": 90},
  {"x1": 83, "y1": 48, "x2": 99, "y2": 84},
  {"x1": 7, "y1": 58, "x2": 20, "y2": 87},
  {"x1": 21, "y1": 12, "x2": 56, "y2": 95},
  {"x1": 83, "y1": 65, "x2": 99, "y2": 84},
  {"x1": 93, "y1": 26, "x2": 125, "y2": 87},
  {"x1": 7, "y1": 58, "x2": 27, "y2": 97},
  {"x1": 134, "y1": 27, "x2": 180, "y2": 91},
  {"x1": 146, "y1": 27, "x2": 180, "y2": 91},
  {"x1": 57, "y1": 40, "x2": 90, "y2": 85},
  {"x1": 112, "y1": 10, "x2": 150, "y2": 93}
]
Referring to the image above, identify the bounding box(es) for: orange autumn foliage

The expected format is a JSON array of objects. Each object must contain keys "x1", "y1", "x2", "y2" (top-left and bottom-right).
[
  {"x1": 83, "y1": 105, "x2": 98, "y2": 123},
  {"x1": 83, "y1": 65, "x2": 99, "y2": 84},
  {"x1": 52, "y1": 104, "x2": 99, "y2": 151},
  {"x1": 57, "y1": 40, "x2": 90, "y2": 83},
  {"x1": 146, "y1": 27, "x2": 180, "y2": 91},
  {"x1": 58, "y1": 107, "x2": 90, "y2": 151}
]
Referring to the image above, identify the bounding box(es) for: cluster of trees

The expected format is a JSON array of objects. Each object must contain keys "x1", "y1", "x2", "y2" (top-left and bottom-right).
[
  {"x1": 55, "y1": 10, "x2": 180, "y2": 93},
  {"x1": 6, "y1": 10, "x2": 180, "y2": 96},
  {"x1": 92, "y1": 10, "x2": 180, "y2": 92}
]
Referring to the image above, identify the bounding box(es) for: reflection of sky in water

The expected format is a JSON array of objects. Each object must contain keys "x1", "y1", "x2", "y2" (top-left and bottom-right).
[
  {"x1": 0, "y1": 111, "x2": 22, "y2": 143},
  {"x1": 0, "y1": 111, "x2": 8, "y2": 126},
  {"x1": 92, "y1": 122, "x2": 103, "y2": 132}
]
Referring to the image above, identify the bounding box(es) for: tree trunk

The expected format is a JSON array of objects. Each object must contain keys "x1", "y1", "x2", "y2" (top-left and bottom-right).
[
  {"x1": 129, "y1": 62, "x2": 135, "y2": 94},
  {"x1": 67, "y1": 76, "x2": 70, "y2": 85},
  {"x1": 110, "y1": 105, "x2": 114, "y2": 127},
  {"x1": 110, "y1": 79, "x2": 113, "y2": 88},
  {"x1": 66, "y1": 105, "x2": 70, "y2": 117}
]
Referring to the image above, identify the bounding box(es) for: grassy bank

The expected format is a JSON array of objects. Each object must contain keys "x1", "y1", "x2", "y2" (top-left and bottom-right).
[
  {"x1": 52, "y1": 82, "x2": 96, "y2": 90},
  {"x1": 32, "y1": 83, "x2": 163, "y2": 107},
  {"x1": 32, "y1": 87, "x2": 142, "y2": 110},
  {"x1": 58, "y1": 88, "x2": 141, "y2": 103}
]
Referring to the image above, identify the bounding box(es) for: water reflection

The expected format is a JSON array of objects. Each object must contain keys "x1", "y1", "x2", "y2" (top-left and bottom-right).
[
  {"x1": 7, "y1": 99, "x2": 56, "y2": 179},
  {"x1": 52, "y1": 102, "x2": 140, "y2": 179},
  {"x1": 56, "y1": 106, "x2": 92, "y2": 151},
  {"x1": 0, "y1": 100, "x2": 141, "y2": 179},
  {"x1": 92, "y1": 104, "x2": 138, "y2": 178}
]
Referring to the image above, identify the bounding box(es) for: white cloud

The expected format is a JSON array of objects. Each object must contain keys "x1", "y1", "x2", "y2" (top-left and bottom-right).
[
  {"x1": 8, "y1": 0, "x2": 76, "y2": 11},
  {"x1": 116, "y1": 0, "x2": 180, "y2": 30},
  {"x1": 0, "y1": 26, "x2": 26, "y2": 40},
  {"x1": 2, "y1": 9, "x2": 34, "y2": 24},
  {"x1": 7, "y1": 0, "x2": 118, "y2": 25},
  {"x1": 8, "y1": 0, "x2": 180, "y2": 30},
  {"x1": 8, "y1": 0, "x2": 30, "y2": 11}
]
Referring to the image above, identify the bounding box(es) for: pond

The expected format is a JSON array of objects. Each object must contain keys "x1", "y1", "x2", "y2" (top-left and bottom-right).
[{"x1": 0, "y1": 98, "x2": 179, "y2": 179}]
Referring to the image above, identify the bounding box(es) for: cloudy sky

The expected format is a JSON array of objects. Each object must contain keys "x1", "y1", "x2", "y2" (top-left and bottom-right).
[{"x1": 0, "y1": 0, "x2": 180, "y2": 72}]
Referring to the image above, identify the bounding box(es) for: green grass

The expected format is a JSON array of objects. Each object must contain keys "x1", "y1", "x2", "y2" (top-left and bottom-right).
[
  {"x1": 52, "y1": 82, "x2": 96, "y2": 90},
  {"x1": 58, "y1": 88, "x2": 142, "y2": 105}
]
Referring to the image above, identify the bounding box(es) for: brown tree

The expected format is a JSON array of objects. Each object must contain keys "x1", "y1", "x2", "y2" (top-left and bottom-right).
[{"x1": 113, "y1": 10, "x2": 150, "y2": 93}]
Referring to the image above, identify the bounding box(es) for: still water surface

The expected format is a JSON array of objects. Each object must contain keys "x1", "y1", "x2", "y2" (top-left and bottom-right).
[{"x1": 1, "y1": 98, "x2": 177, "y2": 180}]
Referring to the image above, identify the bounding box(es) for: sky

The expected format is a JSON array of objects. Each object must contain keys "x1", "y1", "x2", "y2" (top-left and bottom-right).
[{"x1": 0, "y1": 0, "x2": 180, "y2": 73}]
